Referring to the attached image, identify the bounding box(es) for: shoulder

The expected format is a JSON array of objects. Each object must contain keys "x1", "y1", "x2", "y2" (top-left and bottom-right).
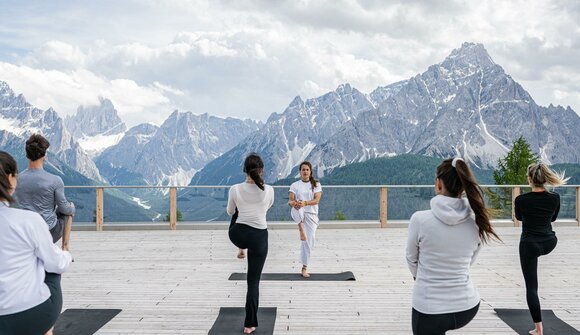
[
  {"x1": 17, "y1": 169, "x2": 30, "y2": 177},
  {"x1": 410, "y1": 210, "x2": 432, "y2": 225},
  {"x1": 289, "y1": 181, "x2": 299, "y2": 191},
  {"x1": 52, "y1": 174, "x2": 65, "y2": 186},
  {"x1": 547, "y1": 191, "x2": 560, "y2": 199},
  {"x1": 5, "y1": 207, "x2": 45, "y2": 226},
  {"x1": 41, "y1": 170, "x2": 64, "y2": 187},
  {"x1": 515, "y1": 192, "x2": 532, "y2": 202},
  {"x1": 264, "y1": 184, "x2": 274, "y2": 193}
]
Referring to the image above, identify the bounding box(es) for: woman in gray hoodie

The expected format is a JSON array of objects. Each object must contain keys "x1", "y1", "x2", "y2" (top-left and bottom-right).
[{"x1": 406, "y1": 157, "x2": 499, "y2": 335}]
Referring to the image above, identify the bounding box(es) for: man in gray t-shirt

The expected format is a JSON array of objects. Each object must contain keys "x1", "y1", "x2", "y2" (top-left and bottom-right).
[{"x1": 14, "y1": 134, "x2": 75, "y2": 248}]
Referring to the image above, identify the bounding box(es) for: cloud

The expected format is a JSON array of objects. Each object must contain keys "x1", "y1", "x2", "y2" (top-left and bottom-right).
[
  {"x1": 0, "y1": 0, "x2": 578, "y2": 126},
  {"x1": 0, "y1": 62, "x2": 175, "y2": 125}
]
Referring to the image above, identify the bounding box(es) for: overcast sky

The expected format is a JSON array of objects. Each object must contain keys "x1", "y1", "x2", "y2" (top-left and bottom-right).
[{"x1": 0, "y1": 0, "x2": 578, "y2": 127}]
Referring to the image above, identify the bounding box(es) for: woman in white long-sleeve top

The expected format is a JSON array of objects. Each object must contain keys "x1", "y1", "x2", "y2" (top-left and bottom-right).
[
  {"x1": 227, "y1": 153, "x2": 274, "y2": 334},
  {"x1": 0, "y1": 151, "x2": 73, "y2": 335},
  {"x1": 406, "y1": 157, "x2": 499, "y2": 335}
]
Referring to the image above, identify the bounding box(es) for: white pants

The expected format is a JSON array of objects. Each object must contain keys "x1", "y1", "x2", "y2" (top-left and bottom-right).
[{"x1": 291, "y1": 208, "x2": 319, "y2": 266}]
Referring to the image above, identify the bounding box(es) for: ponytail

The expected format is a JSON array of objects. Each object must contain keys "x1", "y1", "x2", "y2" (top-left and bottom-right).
[
  {"x1": 299, "y1": 161, "x2": 318, "y2": 190},
  {"x1": 243, "y1": 153, "x2": 265, "y2": 191},
  {"x1": 0, "y1": 151, "x2": 18, "y2": 203},
  {"x1": 527, "y1": 163, "x2": 568, "y2": 188},
  {"x1": 437, "y1": 158, "x2": 500, "y2": 244}
]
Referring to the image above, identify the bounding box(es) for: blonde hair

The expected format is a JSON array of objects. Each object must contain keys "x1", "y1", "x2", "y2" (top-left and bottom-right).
[{"x1": 527, "y1": 163, "x2": 569, "y2": 188}]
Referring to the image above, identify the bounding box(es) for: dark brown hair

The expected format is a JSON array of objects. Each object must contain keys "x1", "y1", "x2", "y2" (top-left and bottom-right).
[
  {"x1": 299, "y1": 161, "x2": 318, "y2": 190},
  {"x1": 0, "y1": 151, "x2": 18, "y2": 203},
  {"x1": 243, "y1": 153, "x2": 265, "y2": 191},
  {"x1": 437, "y1": 158, "x2": 500, "y2": 243},
  {"x1": 26, "y1": 134, "x2": 50, "y2": 161}
]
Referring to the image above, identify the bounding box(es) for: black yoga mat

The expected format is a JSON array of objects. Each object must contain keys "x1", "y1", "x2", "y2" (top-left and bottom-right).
[
  {"x1": 209, "y1": 307, "x2": 277, "y2": 335},
  {"x1": 54, "y1": 309, "x2": 122, "y2": 335},
  {"x1": 494, "y1": 309, "x2": 580, "y2": 335},
  {"x1": 229, "y1": 271, "x2": 356, "y2": 281}
]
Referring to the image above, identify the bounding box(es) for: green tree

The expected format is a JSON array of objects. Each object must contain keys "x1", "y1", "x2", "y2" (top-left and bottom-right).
[
  {"x1": 165, "y1": 210, "x2": 183, "y2": 222},
  {"x1": 489, "y1": 136, "x2": 540, "y2": 217},
  {"x1": 493, "y1": 136, "x2": 540, "y2": 185}
]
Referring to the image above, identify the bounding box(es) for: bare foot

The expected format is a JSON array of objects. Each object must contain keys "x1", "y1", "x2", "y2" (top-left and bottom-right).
[
  {"x1": 243, "y1": 326, "x2": 256, "y2": 333},
  {"x1": 529, "y1": 322, "x2": 543, "y2": 335},
  {"x1": 301, "y1": 266, "x2": 310, "y2": 278},
  {"x1": 44, "y1": 327, "x2": 54, "y2": 335},
  {"x1": 298, "y1": 222, "x2": 307, "y2": 241},
  {"x1": 237, "y1": 249, "x2": 245, "y2": 259}
]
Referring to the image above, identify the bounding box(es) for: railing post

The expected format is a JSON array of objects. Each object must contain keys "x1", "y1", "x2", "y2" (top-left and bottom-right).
[
  {"x1": 95, "y1": 187, "x2": 104, "y2": 231},
  {"x1": 169, "y1": 187, "x2": 177, "y2": 230},
  {"x1": 380, "y1": 187, "x2": 388, "y2": 228},
  {"x1": 576, "y1": 187, "x2": 580, "y2": 227},
  {"x1": 512, "y1": 187, "x2": 520, "y2": 227}
]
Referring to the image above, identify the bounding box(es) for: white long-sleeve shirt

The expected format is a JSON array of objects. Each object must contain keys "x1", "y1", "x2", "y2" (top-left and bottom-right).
[
  {"x1": 0, "y1": 202, "x2": 72, "y2": 316},
  {"x1": 406, "y1": 195, "x2": 482, "y2": 314},
  {"x1": 227, "y1": 182, "x2": 274, "y2": 230}
]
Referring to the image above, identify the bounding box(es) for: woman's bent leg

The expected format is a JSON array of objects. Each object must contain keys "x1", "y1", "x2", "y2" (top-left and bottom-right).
[
  {"x1": 453, "y1": 303, "x2": 479, "y2": 329},
  {"x1": 0, "y1": 273, "x2": 62, "y2": 335},
  {"x1": 411, "y1": 308, "x2": 453, "y2": 335}
]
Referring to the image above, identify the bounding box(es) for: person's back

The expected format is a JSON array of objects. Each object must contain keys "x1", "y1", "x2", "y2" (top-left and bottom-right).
[
  {"x1": 15, "y1": 168, "x2": 72, "y2": 231},
  {"x1": 13, "y1": 134, "x2": 75, "y2": 245},
  {"x1": 229, "y1": 182, "x2": 274, "y2": 229},
  {"x1": 408, "y1": 196, "x2": 481, "y2": 313},
  {"x1": 226, "y1": 153, "x2": 274, "y2": 334},
  {"x1": 406, "y1": 158, "x2": 499, "y2": 335},
  {"x1": 515, "y1": 163, "x2": 567, "y2": 335},
  {"x1": 515, "y1": 191, "x2": 559, "y2": 241}
]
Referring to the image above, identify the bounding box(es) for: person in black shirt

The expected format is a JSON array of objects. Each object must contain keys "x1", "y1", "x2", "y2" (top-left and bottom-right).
[{"x1": 514, "y1": 163, "x2": 568, "y2": 335}]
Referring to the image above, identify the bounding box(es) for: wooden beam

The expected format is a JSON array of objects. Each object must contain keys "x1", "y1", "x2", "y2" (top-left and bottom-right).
[
  {"x1": 380, "y1": 187, "x2": 387, "y2": 228},
  {"x1": 170, "y1": 187, "x2": 177, "y2": 230},
  {"x1": 96, "y1": 187, "x2": 104, "y2": 231},
  {"x1": 576, "y1": 187, "x2": 580, "y2": 227}
]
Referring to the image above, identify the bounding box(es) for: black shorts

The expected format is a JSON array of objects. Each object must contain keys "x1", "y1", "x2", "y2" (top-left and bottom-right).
[{"x1": 0, "y1": 273, "x2": 63, "y2": 335}]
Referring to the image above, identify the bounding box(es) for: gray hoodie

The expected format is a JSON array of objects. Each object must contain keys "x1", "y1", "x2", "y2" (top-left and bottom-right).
[{"x1": 406, "y1": 195, "x2": 482, "y2": 314}]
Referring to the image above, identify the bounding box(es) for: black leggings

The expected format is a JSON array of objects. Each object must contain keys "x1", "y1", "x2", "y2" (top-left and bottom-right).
[
  {"x1": 519, "y1": 237, "x2": 557, "y2": 322},
  {"x1": 412, "y1": 303, "x2": 479, "y2": 335},
  {"x1": 229, "y1": 223, "x2": 268, "y2": 328},
  {"x1": 0, "y1": 273, "x2": 62, "y2": 335}
]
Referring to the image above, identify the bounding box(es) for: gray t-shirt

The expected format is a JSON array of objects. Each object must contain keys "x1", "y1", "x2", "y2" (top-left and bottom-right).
[{"x1": 14, "y1": 168, "x2": 75, "y2": 229}]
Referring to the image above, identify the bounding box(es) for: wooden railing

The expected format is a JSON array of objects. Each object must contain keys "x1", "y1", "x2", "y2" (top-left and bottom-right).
[{"x1": 70, "y1": 185, "x2": 580, "y2": 230}]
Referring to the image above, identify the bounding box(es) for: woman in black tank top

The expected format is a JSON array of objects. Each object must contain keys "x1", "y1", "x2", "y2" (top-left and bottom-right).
[{"x1": 514, "y1": 163, "x2": 568, "y2": 335}]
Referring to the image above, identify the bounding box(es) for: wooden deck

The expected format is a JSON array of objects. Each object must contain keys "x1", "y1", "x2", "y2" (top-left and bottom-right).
[{"x1": 61, "y1": 226, "x2": 580, "y2": 334}]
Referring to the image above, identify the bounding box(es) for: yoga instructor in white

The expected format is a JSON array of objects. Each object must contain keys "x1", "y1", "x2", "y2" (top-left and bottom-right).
[{"x1": 288, "y1": 161, "x2": 322, "y2": 278}]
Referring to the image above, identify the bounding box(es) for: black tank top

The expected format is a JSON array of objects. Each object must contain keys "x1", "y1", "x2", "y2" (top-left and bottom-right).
[{"x1": 514, "y1": 191, "x2": 560, "y2": 242}]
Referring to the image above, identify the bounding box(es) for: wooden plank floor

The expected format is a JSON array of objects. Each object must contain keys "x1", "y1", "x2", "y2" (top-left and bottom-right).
[{"x1": 61, "y1": 226, "x2": 580, "y2": 334}]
